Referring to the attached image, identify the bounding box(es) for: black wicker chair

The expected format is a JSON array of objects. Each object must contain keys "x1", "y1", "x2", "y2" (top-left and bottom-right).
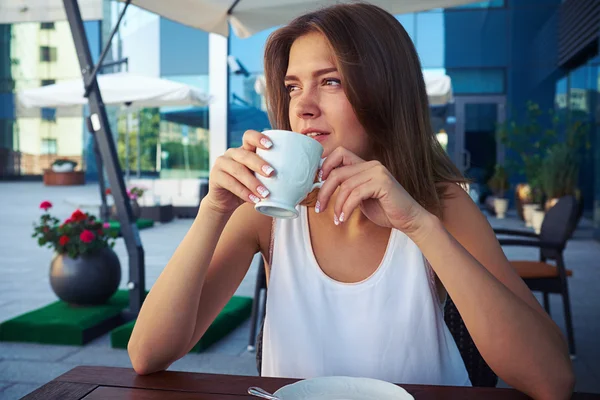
[
  {"x1": 251, "y1": 288, "x2": 498, "y2": 387},
  {"x1": 247, "y1": 257, "x2": 268, "y2": 351},
  {"x1": 494, "y1": 195, "x2": 578, "y2": 356}
]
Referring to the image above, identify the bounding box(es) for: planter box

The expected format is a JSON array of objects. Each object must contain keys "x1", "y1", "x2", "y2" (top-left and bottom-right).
[{"x1": 43, "y1": 170, "x2": 85, "y2": 186}]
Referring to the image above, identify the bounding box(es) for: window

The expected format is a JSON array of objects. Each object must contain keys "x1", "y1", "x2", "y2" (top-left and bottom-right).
[
  {"x1": 569, "y1": 64, "x2": 591, "y2": 119},
  {"x1": 555, "y1": 77, "x2": 568, "y2": 111},
  {"x1": 41, "y1": 108, "x2": 56, "y2": 122},
  {"x1": 446, "y1": 68, "x2": 505, "y2": 94},
  {"x1": 40, "y1": 46, "x2": 57, "y2": 62},
  {"x1": 40, "y1": 22, "x2": 55, "y2": 30},
  {"x1": 41, "y1": 79, "x2": 55, "y2": 87},
  {"x1": 450, "y1": 0, "x2": 505, "y2": 9},
  {"x1": 40, "y1": 139, "x2": 57, "y2": 155}
]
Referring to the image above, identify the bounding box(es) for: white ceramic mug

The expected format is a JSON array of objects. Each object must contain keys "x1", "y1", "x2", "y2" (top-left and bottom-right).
[{"x1": 255, "y1": 129, "x2": 324, "y2": 219}]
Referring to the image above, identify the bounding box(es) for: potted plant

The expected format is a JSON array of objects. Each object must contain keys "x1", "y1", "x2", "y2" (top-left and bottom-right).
[
  {"x1": 540, "y1": 143, "x2": 579, "y2": 209},
  {"x1": 487, "y1": 164, "x2": 510, "y2": 219},
  {"x1": 499, "y1": 101, "x2": 589, "y2": 229},
  {"x1": 106, "y1": 185, "x2": 146, "y2": 220},
  {"x1": 33, "y1": 201, "x2": 121, "y2": 306},
  {"x1": 51, "y1": 159, "x2": 78, "y2": 173}
]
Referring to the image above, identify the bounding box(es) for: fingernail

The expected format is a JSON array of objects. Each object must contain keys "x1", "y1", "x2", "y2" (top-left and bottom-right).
[
  {"x1": 318, "y1": 169, "x2": 324, "y2": 182},
  {"x1": 339, "y1": 212, "x2": 345, "y2": 222},
  {"x1": 249, "y1": 194, "x2": 261, "y2": 204},
  {"x1": 260, "y1": 138, "x2": 273, "y2": 149},
  {"x1": 257, "y1": 186, "x2": 270, "y2": 198},
  {"x1": 334, "y1": 214, "x2": 339, "y2": 226},
  {"x1": 262, "y1": 165, "x2": 274, "y2": 176},
  {"x1": 315, "y1": 201, "x2": 321, "y2": 213}
]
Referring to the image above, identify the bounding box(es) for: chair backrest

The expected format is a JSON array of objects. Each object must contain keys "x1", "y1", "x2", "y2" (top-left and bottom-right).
[
  {"x1": 254, "y1": 296, "x2": 498, "y2": 387},
  {"x1": 539, "y1": 195, "x2": 578, "y2": 259},
  {"x1": 443, "y1": 296, "x2": 498, "y2": 387}
]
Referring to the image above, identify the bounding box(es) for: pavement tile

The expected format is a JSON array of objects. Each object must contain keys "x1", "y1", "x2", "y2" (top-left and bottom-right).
[
  {"x1": 0, "y1": 342, "x2": 80, "y2": 362},
  {"x1": 0, "y1": 360, "x2": 79, "y2": 385},
  {"x1": 0, "y1": 383, "x2": 43, "y2": 400}
]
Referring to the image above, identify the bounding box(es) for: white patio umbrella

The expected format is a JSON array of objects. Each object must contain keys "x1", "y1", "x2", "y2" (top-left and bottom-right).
[
  {"x1": 17, "y1": 72, "x2": 210, "y2": 178},
  {"x1": 422, "y1": 72, "x2": 453, "y2": 106},
  {"x1": 16, "y1": 72, "x2": 210, "y2": 117},
  {"x1": 120, "y1": 0, "x2": 484, "y2": 38},
  {"x1": 0, "y1": 0, "x2": 485, "y2": 36}
]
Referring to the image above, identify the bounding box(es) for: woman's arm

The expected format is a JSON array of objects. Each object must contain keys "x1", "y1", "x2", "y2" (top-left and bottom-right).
[
  {"x1": 413, "y1": 184, "x2": 574, "y2": 399},
  {"x1": 128, "y1": 202, "x2": 267, "y2": 375}
]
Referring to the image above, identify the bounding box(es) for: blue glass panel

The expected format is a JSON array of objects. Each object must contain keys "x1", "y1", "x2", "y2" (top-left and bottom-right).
[
  {"x1": 446, "y1": 68, "x2": 505, "y2": 94},
  {"x1": 451, "y1": 0, "x2": 505, "y2": 9}
]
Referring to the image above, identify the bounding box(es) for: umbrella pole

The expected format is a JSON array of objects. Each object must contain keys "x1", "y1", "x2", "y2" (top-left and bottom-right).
[
  {"x1": 91, "y1": 128, "x2": 109, "y2": 222},
  {"x1": 137, "y1": 110, "x2": 141, "y2": 178},
  {"x1": 64, "y1": 0, "x2": 145, "y2": 317},
  {"x1": 125, "y1": 112, "x2": 130, "y2": 181}
]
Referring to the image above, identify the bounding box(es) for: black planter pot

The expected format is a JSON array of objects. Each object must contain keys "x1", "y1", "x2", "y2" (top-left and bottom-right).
[{"x1": 49, "y1": 247, "x2": 121, "y2": 306}]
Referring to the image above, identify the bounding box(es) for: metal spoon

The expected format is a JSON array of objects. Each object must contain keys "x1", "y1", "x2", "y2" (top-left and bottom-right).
[{"x1": 248, "y1": 386, "x2": 282, "y2": 399}]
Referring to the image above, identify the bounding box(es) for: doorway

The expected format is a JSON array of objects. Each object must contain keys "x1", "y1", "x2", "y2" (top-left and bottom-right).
[{"x1": 454, "y1": 96, "x2": 506, "y2": 201}]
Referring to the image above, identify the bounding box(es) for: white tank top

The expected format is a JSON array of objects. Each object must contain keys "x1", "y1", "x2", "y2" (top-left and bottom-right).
[{"x1": 261, "y1": 206, "x2": 471, "y2": 386}]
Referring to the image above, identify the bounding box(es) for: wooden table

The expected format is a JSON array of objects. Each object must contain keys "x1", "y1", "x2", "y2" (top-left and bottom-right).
[{"x1": 23, "y1": 366, "x2": 599, "y2": 399}]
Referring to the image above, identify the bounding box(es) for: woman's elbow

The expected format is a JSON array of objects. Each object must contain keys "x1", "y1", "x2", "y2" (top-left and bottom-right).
[
  {"x1": 128, "y1": 339, "x2": 167, "y2": 376},
  {"x1": 552, "y1": 365, "x2": 575, "y2": 400},
  {"x1": 533, "y1": 360, "x2": 575, "y2": 400}
]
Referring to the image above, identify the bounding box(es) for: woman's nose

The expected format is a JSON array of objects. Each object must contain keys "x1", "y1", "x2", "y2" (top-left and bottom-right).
[{"x1": 294, "y1": 90, "x2": 321, "y2": 120}]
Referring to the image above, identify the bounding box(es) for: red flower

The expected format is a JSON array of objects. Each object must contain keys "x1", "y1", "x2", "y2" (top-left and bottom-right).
[
  {"x1": 39, "y1": 201, "x2": 52, "y2": 210},
  {"x1": 97, "y1": 228, "x2": 104, "y2": 236},
  {"x1": 59, "y1": 235, "x2": 70, "y2": 246},
  {"x1": 105, "y1": 188, "x2": 112, "y2": 195},
  {"x1": 71, "y1": 209, "x2": 86, "y2": 222},
  {"x1": 79, "y1": 230, "x2": 95, "y2": 243}
]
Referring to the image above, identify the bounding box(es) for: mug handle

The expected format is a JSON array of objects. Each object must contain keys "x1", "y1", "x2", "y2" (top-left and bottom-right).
[{"x1": 310, "y1": 157, "x2": 327, "y2": 191}]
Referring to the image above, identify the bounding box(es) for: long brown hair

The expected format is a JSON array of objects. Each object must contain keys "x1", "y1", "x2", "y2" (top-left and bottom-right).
[{"x1": 263, "y1": 2, "x2": 467, "y2": 217}]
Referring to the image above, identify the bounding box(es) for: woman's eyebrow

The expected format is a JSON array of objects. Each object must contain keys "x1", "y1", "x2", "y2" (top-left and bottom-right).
[{"x1": 284, "y1": 67, "x2": 338, "y2": 82}]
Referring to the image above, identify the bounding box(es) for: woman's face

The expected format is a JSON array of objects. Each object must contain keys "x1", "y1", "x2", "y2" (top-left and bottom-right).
[{"x1": 285, "y1": 32, "x2": 371, "y2": 158}]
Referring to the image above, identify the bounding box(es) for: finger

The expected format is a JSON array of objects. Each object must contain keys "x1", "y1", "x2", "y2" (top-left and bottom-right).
[
  {"x1": 333, "y1": 172, "x2": 373, "y2": 222},
  {"x1": 317, "y1": 161, "x2": 379, "y2": 212},
  {"x1": 338, "y1": 181, "x2": 378, "y2": 225},
  {"x1": 320, "y1": 147, "x2": 365, "y2": 180},
  {"x1": 218, "y1": 156, "x2": 271, "y2": 200},
  {"x1": 242, "y1": 130, "x2": 274, "y2": 151},
  {"x1": 212, "y1": 170, "x2": 260, "y2": 204},
  {"x1": 226, "y1": 147, "x2": 275, "y2": 177}
]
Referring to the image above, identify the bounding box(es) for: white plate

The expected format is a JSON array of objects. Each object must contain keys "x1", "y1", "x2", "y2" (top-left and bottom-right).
[{"x1": 274, "y1": 376, "x2": 414, "y2": 400}]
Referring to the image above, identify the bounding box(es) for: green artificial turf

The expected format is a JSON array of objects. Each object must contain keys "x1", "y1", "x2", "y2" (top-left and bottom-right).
[
  {"x1": 111, "y1": 296, "x2": 253, "y2": 352},
  {"x1": 0, "y1": 290, "x2": 134, "y2": 346}
]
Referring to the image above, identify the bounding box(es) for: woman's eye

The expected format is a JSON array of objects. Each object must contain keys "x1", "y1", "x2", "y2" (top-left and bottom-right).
[
  {"x1": 323, "y1": 78, "x2": 341, "y2": 86},
  {"x1": 285, "y1": 84, "x2": 299, "y2": 93}
]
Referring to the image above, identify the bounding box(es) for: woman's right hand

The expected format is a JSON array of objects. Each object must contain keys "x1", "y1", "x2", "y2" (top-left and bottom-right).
[{"x1": 202, "y1": 130, "x2": 275, "y2": 215}]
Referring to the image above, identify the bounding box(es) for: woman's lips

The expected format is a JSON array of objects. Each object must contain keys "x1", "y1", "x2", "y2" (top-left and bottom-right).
[{"x1": 311, "y1": 134, "x2": 329, "y2": 143}]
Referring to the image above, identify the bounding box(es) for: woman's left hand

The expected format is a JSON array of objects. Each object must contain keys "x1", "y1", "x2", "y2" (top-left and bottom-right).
[{"x1": 317, "y1": 147, "x2": 431, "y2": 235}]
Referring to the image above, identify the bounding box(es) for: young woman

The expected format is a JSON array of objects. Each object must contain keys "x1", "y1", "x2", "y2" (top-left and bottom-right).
[{"x1": 128, "y1": 3, "x2": 574, "y2": 398}]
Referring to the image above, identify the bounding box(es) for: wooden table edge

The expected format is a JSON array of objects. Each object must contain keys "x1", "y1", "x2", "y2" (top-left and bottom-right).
[{"x1": 29, "y1": 365, "x2": 600, "y2": 399}]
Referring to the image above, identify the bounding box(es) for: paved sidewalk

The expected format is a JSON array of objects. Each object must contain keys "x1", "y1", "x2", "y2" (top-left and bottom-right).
[{"x1": 0, "y1": 182, "x2": 598, "y2": 398}]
